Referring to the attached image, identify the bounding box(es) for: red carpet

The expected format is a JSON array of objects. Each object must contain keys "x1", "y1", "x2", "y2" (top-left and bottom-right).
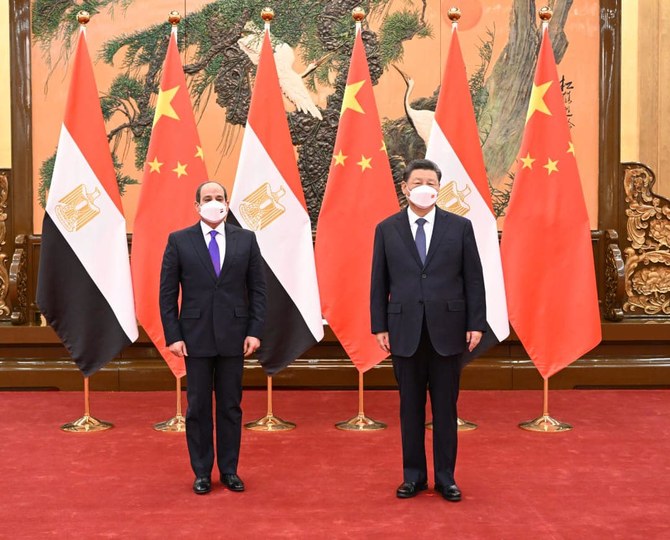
[{"x1": 1, "y1": 390, "x2": 669, "y2": 539}]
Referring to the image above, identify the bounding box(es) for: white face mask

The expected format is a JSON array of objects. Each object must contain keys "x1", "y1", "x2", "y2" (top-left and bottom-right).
[
  {"x1": 199, "y1": 200, "x2": 227, "y2": 223},
  {"x1": 408, "y1": 185, "x2": 438, "y2": 209}
]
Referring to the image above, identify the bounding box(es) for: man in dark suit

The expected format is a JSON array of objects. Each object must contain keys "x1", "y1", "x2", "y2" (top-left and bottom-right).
[
  {"x1": 160, "y1": 181, "x2": 266, "y2": 495},
  {"x1": 371, "y1": 159, "x2": 486, "y2": 502}
]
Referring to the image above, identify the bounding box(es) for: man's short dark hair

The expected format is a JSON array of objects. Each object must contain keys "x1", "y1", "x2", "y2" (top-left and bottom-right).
[
  {"x1": 402, "y1": 159, "x2": 442, "y2": 183},
  {"x1": 195, "y1": 181, "x2": 228, "y2": 203}
]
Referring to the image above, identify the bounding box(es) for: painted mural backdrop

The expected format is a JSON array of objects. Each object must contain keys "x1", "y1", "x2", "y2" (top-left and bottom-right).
[{"x1": 31, "y1": 0, "x2": 599, "y2": 232}]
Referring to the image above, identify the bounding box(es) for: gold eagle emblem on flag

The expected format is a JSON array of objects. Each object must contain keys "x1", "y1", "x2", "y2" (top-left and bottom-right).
[
  {"x1": 54, "y1": 184, "x2": 101, "y2": 232},
  {"x1": 239, "y1": 182, "x2": 286, "y2": 231},
  {"x1": 437, "y1": 181, "x2": 471, "y2": 217}
]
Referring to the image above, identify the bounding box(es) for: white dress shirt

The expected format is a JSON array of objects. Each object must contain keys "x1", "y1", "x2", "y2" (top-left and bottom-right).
[
  {"x1": 200, "y1": 220, "x2": 227, "y2": 272},
  {"x1": 407, "y1": 206, "x2": 436, "y2": 252}
]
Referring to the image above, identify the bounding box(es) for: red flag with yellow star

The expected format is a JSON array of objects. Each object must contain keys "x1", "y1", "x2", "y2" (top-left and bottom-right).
[
  {"x1": 500, "y1": 25, "x2": 601, "y2": 379},
  {"x1": 314, "y1": 26, "x2": 399, "y2": 373},
  {"x1": 131, "y1": 29, "x2": 209, "y2": 377}
]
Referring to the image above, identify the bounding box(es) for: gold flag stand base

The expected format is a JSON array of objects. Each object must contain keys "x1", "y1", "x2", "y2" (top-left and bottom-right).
[
  {"x1": 335, "y1": 372, "x2": 387, "y2": 431},
  {"x1": 519, "y1": 377, "x2": 573, "y2": 433},
  {"x1": 245, "y1": 376, "x2": 296, "y2": 432},
  {"x1": 61, "y1": 414, "x2": 113, "y2": 433},
  {"x1": 154, "y1": 376, "x2": 186, "y2": 432},
  {"x1": 61, "y1": 377, "x2": 113, "y2": 433},
  {"x1": 426, "y1": 417, "x2": 478, "y2": 432}
]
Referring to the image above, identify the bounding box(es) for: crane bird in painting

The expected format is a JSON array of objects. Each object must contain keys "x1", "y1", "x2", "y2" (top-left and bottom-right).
[
  {"x1": 238, "y1": 22, "x2": 323, "y2": 120},
  {"x1": 392, "y1": 64, "x2": 434, "y2": 145}
]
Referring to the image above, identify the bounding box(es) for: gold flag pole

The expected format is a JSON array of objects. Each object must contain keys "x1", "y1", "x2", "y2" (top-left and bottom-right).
[
  {"x1": 427, "y1": 417, "x2": 478, "y2": 432},
  {"x1": 61, "y1": 376, "x2": 113, "y2": 432},
  {"x1": 245, "y1": 376, "x2": 296, "y2": 431},
  {"x1": 336, "y1": 371, "x2": 386, "y2": 431},
  {"x1": 154, "y1": 376, "x2": 186, "y2": 432},
  {"x1": 519, "y1": 376, "x2": 572, "y2": 432}
]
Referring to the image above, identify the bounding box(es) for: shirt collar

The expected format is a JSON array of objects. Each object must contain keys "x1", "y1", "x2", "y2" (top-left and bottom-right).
[
  {"x1": 200, "y1": 220, "x2": 226, "y2": 236},
  {"x1": 407, "y1": 205, "x2": 436, "y2": 225}
]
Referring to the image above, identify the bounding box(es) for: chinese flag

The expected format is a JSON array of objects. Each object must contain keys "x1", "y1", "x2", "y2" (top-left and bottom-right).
[
  {"x1": 315, "y1": 27, "x2": 399, "y2": 373},
  {"x1": 131, "y1": 29, "x2": 209, "y2": 378},
  {"x1": 500, "y1": 25, "x2": 601, "y2": 379}
]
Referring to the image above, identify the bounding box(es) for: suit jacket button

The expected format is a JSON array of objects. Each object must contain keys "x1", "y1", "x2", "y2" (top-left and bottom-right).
[{"x1": 421, "y1": 273, "x2": 427, "y2": 278}]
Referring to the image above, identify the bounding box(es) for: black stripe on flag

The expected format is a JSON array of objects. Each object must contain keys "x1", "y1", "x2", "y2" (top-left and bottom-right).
[
  {"x1": 460, "y1": 322, "x2": 499, "y2": 367},
  {"x1": 37, "y1": 214, "x2": 132, "y2": 377}
]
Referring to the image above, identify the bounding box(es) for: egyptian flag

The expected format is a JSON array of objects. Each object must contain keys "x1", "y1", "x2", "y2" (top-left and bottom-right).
[
  {"x1": 425, "y1": 21, "x2": 509, "y2": 363},
  {"x1": 501, "y1": 24, "x2": 601, "y2": 379},
  {"x1": 229, "y1": 28, "x2": 323, "y2": 375},
  {"x1": 37, "y1": 26, "x2": 138, "y2": 377},
  {"x1": 131, "y1": 27, "x2": 210, "y2": 378},
  {"x1": 315, "y1": 24, "x2": 399, "y2": 373}
]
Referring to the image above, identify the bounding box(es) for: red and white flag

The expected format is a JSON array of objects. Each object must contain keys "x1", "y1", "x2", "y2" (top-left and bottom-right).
[
  {"x1": 425, "y1": 21, "x2": 509, "y2": 362},
  {"x1": 501, "y1": 23, "x2": 601, "y2": 379},
  {"x1": 37, "y1": 26, "x2": 138, "y2": 376},
  {"x1": 131, "y1": 28, "x2": 209, "y2": 378},
  {"x1": 315, "y1": 24, "x2": 399, "y2": 372},
  {"x1": 229, "y1": 28, "x2": 323, "y2": 375}
]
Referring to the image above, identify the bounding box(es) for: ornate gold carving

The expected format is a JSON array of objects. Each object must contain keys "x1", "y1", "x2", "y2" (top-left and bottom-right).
[
  {"x1": 0, "y1": 171, "x2": 9, "y2": 318},
  {"x1": 622, "y1": 164, "x2": 670, "y2": 316},
  {"x1": 604, "y1": 229, "x2": 624, "y2": 321},
  {"x1": 239, "y1": 183, "x2": 286, "y2": 231},
  {"x1": 9, "y1": 234, "x2": 27, "y2": 325}
]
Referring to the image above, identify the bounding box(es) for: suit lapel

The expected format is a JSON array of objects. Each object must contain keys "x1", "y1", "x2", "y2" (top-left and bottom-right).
[
  {"x1": 423, "y1": 208, "x2": 448, "y2": 269},
  {"x1": 187, "y1": 223, "x2": 218, "y2": 282},
  {"x1": 218, "y1": 222, "x2": 239, "y2": 282},
  {"x1": 393, "y1": 210, "x2": 424, "y2": 268}
]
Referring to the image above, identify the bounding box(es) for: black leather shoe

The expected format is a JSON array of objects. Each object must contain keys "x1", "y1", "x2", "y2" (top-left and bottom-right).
[
  {"x1": 193, "y1": 476, "x2": 211, "y2": 495},
  {"x1": 221, "y1": 473, "x2": 245, "y2": 492},
  {"x1": 436, "y1": 483, "x2": 462, "y2": 502},
  {"x1": 396, "y1": 481, "x2": 428, "y2": 499}
]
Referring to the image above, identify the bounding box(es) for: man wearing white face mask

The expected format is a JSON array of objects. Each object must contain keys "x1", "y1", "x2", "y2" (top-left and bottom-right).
[
  {"x1": 371, "y1": 159, "x2": 486, "y2": 502},
  {"x1": 159, "y1": 181, "x2": 266, "y2": 495}
]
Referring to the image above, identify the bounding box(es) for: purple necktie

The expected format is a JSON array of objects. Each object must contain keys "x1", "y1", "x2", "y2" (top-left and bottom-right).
[
  {"x1": 415, "y1": 218, "x2": 427, "y2": 265},
  {"x1": 208, "y1": 230, "x2": 220, "y2": 277}
]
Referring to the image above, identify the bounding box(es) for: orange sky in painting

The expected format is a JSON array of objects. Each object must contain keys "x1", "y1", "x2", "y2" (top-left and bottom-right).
[{"x1": 31, "y1": 0, "x2": 600, "y2": 232}]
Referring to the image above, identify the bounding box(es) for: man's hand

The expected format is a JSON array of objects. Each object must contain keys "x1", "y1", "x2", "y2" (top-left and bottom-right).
[
  {"x1": 168, "y1": 340, "x2": 188, "y2": 357},
  {"x1": 466, "y1": 331, "x2": 483, "y2": 352},
  {"x1": 243, "y1": 336, "x2": 261, "y2": 357},
  {"x1": 375, "y1": 332, "x2": 391, "y2": 354}
]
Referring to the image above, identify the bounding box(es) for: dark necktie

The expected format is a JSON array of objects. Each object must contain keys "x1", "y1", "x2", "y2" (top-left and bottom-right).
[
  {"x1": 415, "y1": 218, "x2": 427, "y2": 265},
  {"x1": 208, "y1": 230, "x2": 220, "y2": 277}
]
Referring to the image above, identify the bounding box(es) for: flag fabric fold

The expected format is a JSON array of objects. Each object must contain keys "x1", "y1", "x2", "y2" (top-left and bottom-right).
[
  {"x1": 37, "y1": 28, "x2": 138, "y2": 377},
  {"x1": 131, "y1": 29, "x2": 209, "y2": 378},
  {"x1": 229, "y1": 30, "x2": 323, "y2": 375},
  {"x1": 500, "y1": 25, "x2": 601, "y2": 379},
  {"x1": 425, "y1": 23, "x2": 509, "y2": 363},
  {"x1": 315, "y1": 27, "x2": 399, "y2": 373}
]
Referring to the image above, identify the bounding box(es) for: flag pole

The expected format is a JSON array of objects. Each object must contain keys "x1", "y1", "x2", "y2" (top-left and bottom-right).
[
  {"x1": 519, "y1": 375, "x2": 572, "y2": 432},
  {"x1": 245, "y1": 376, "x2": 296, "y2": 431},
  {"x1": 336, "y1": 370, "x2": 386, "y2": 431},
  {"x1": 61, "y1": 375, "x2": 113, "y2": 432},
  {"x1": 154, "y1": 375, "x2": 186, "y2": 432}
]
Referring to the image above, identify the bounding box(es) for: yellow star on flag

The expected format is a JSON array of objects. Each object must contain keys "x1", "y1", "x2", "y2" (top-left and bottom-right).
[
  {"x1": 172, "y1": 161, "x2": 188, "y2": 178},
  {"x1": 195, "y1": 146, "x2": 205, "y2": 160},
  {"x1": 333, "y1": 150, "x2": 348, "y2": 166},
  {"x1": 147, "y1": 156, "x2": 163, "y2": 173},
  {"x1": 543, "y1": 158, "x2": 559, "y2": 175},
  {"x1": 567, "y1": 141, "x2": 575, "y2": 155},
  {"x1": 380, "y1": 140, "x2": 387, "y2": 153},
  {"x1": 341, "y1": 80, "x2": 365, "y2": 116},
  {"x1": 357, "y1": 155, "x2": 372, "y2": 172},
  {"x1": 153, "y1": 86, "x2": 180, "y2": 127},
  {"x1": 526, "y1": 81, "x2": 552, "y2": 123},
  {"x1": 520, "y1": 152, "x2": 535, "y2": 169}
]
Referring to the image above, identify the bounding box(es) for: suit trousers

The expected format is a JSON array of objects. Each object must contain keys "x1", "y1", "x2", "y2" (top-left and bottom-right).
[
  {"x1": 392, "y1": 322, "x2": 462, "y2": 487},
  {"x1": 185, "y1": 355, "x2": 244, "y2": 478}
]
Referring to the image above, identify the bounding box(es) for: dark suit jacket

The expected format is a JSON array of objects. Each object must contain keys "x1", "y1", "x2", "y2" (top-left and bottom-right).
[
  {"x1": 370, "y1": 207, "x2": 486, "y2": 358},
  {"x1": 159, "y1": 221, "x2": 266, "y2": 358}
]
